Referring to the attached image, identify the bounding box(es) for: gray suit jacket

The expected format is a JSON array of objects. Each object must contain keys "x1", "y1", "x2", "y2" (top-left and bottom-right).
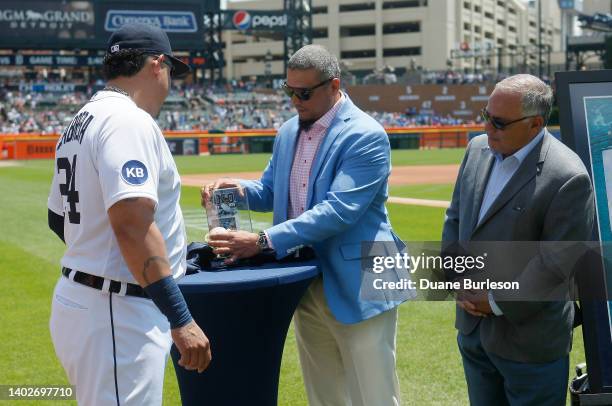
[{"x1": 442, "y1": 130, "x2": 594, "y2": 363}]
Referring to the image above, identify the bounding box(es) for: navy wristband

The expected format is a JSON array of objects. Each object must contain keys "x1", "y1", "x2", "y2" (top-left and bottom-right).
[{"x1": 144, "y1": 275, "x2": 193, "y2": 329}]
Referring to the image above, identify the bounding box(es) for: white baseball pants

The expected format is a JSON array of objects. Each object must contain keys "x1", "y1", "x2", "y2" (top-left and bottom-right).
[{"x1": 50, "y1": 276, "x2": 172, "y2": 406}]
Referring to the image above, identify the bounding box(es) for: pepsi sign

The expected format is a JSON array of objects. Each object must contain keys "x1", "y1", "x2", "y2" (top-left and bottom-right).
[
  {"x1": 229, "y1": 10, "x2": 287, "y2": 31},
  {"x1": 232, "y1": 10, "x2": 251, "y2": 30},
  {"x1": 105, "y1": 10, "x2": 198, "y2": 33}
]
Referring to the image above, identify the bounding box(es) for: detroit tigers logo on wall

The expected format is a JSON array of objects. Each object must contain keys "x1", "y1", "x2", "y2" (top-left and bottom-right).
[
  {"x1": 232, "y1": 11, "x2": 251, "y2": 30},
  {"x1": 121, "y1": 160, "x2": 148, "y2": 185}
]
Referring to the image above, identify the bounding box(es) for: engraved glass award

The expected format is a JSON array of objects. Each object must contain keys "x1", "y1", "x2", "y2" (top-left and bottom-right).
[{"x1": 205, "y1": 187, "x2": 253, "y2": 233}]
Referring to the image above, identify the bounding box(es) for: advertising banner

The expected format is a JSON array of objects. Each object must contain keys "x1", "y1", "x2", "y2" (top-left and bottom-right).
[
  {"x1": 0, "y1": 54, "x2": 215, "y2": 69},
  {"x1": 97, "y1": 3, "x2": 204, "y2": 50},
  {"x1": 0, "y1": 1, "x2": 209, "y2": 51},
  {"x1": 0, "y1": 54, "x2": 103, "y2": 67},
  {"x1": 104, "y1": 9, "x2": 198, "y2": 33},
  {"x1": 13, "y1": 140, "x2": 57, "y2": 159},
  {"x1": 222, "y1": 10, "x2": 288, "y2": 32},
  {"x1": 166, "y1": 138, "x2": 199, "y2": 156},
  {"x1": 0, "y1": 1, "x2": 95, "y2": 48}
]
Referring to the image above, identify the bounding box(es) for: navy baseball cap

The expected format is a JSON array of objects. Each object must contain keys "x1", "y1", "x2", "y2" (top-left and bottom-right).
[{"x1": 106, "y1": 23, "x2": 191, "y2": 78}]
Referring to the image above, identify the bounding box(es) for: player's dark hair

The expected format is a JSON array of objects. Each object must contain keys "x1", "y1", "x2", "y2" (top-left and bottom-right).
[{"x1": 102, "y1": 49, "x2": 149, "y2": 80}]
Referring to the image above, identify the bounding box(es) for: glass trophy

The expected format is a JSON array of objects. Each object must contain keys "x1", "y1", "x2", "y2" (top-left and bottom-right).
[
  {"x1": 204, "y1": 187, "x2": 253, "y2": 269},
  {"x1": 205, "y1": 186, "x2": 253, "y2": 233}
]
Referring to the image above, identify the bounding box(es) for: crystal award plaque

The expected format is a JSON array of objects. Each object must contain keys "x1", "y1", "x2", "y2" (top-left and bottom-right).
[{"x1": 205, "y1": 187, "x2": 253, "y2": 233}]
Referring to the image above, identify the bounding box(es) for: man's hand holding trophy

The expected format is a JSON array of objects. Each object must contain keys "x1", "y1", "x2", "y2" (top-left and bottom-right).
[{"x1": 201, "y1": 179, "x2": 258, "y2": 266}]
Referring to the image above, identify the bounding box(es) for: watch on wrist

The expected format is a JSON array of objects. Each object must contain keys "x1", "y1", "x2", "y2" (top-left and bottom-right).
[{"x1": 256, "y1": 231, "x2": 269, "y2": 250}]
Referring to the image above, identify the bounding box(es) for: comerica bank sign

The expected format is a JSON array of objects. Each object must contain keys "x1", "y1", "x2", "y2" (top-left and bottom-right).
[{"x1": 104, "y1": 10, "x2": 198, "y2": 33}]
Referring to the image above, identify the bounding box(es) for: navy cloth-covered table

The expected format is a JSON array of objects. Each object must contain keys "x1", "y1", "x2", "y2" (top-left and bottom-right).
[{"x1": 170, "y1": 260, "x2": 319, "y2": 406}]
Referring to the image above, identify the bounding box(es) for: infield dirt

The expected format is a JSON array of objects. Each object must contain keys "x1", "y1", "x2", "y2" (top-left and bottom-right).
[
  {"x1": 181, "y1": 164, "x2": 458, "y2": 208},
  {"x1": 181, "y1": 164, "x2": 459, "y2": 187}
]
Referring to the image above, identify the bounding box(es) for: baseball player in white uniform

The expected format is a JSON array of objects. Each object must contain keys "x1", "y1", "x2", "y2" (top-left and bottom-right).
[{"x1": 47, "y1": 24, "x2": 211, "y2": 405}]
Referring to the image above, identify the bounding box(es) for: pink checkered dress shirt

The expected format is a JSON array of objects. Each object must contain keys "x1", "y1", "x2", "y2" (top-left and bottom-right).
[{"x1": 288, "y1": 93, "x2": 345, "y2": 220}]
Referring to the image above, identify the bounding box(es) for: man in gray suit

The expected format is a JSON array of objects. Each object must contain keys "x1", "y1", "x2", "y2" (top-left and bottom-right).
[{"x1": 443, "y1": 74, "x2": 594, "y2": 405}]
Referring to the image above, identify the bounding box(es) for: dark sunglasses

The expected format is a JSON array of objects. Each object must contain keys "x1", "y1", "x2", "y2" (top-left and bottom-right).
[
  {"x1": 144, "y1": 52, "x2": 174, "y2": 75},
  {"x1": 481, "y1": 108, "x2": 538, "y2": 130},
  {"x1": 281, "y1": 78, "x2": 333, "y2": 101}
]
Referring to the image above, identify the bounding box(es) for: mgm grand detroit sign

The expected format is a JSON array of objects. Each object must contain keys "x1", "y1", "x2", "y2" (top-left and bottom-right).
[
  {"x1": 0, "y1": 2, "x2": 95, "y2": 42},
  {"x1": 0, "y1": 0, "x2": 209, "y2": 51}
]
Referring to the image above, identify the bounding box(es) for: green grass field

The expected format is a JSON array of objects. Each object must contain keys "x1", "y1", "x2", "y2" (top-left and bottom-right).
[
  {"x1": 0, "y1": 151, "x2": 585, "y2": 405},
  {"x1": 388, "y1": 184, "x2": 455, "y2": 201},
  {"x1": 173, "y1": 148, "x2": 466, "y2": 176}
]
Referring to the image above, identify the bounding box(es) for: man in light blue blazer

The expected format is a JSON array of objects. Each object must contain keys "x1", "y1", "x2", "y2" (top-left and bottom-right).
[{"x1": 202, "y1": 45, "x2": 411, "y2": 405}]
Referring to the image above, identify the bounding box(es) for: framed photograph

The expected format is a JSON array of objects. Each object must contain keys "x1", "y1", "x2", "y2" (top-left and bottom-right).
[{"x1": 556, "y1": 70, "x2": 612, "y2": 393}]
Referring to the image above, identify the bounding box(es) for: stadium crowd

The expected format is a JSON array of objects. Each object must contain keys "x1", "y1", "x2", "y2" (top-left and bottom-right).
[
  {"x1": 0, "y1": 82, "x2": 478, "y2": 134},
  {"x1": 420, "y1": 70, "x2": 552, "y2": 85},
  {"x1": 0, "y1": 89, "x2": 89, "y2": 134}
]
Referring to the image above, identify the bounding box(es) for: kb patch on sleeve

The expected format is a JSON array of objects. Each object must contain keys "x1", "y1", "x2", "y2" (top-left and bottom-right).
[{"x1": 121, "y1": 160, "x2": 149, "y2": 185}]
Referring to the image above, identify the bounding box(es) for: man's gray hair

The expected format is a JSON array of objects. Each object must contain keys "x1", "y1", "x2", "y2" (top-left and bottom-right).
[
  {"x1": 287, "y1": 45, "x2": 341, "y2": 81},
  {"x1": 494, "y1": 74, "x2": 553, "y2": 123}
]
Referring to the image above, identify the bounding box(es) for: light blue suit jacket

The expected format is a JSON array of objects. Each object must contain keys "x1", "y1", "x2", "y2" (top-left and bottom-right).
[{"x1": 241, "y1": 95, "x2": 411, "y2": 324}]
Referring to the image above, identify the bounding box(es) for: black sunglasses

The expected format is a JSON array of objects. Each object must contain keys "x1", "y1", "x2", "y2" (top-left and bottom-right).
[
  {"x1": 481, "y1": 108, "x2": 538, "y2": 130},
  {"x1": 144, "y1": 52, "x2": 174, "y2": 75},
  {"x1": 281, "y1": 78, "x2": 333, "y2": 101}
]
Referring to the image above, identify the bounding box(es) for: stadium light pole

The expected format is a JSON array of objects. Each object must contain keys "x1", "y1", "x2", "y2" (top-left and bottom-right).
[
  {"x1": 265, "y1": 50, "x2": 273, "y2": 88},
  {"x1": 538, "y1": 0, "x2": 543, "y2": 78}
]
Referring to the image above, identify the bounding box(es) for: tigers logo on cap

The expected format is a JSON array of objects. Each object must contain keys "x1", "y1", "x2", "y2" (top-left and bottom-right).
[{"x1": 105, "y1": 23, "x2": 191, "y2": 77}]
